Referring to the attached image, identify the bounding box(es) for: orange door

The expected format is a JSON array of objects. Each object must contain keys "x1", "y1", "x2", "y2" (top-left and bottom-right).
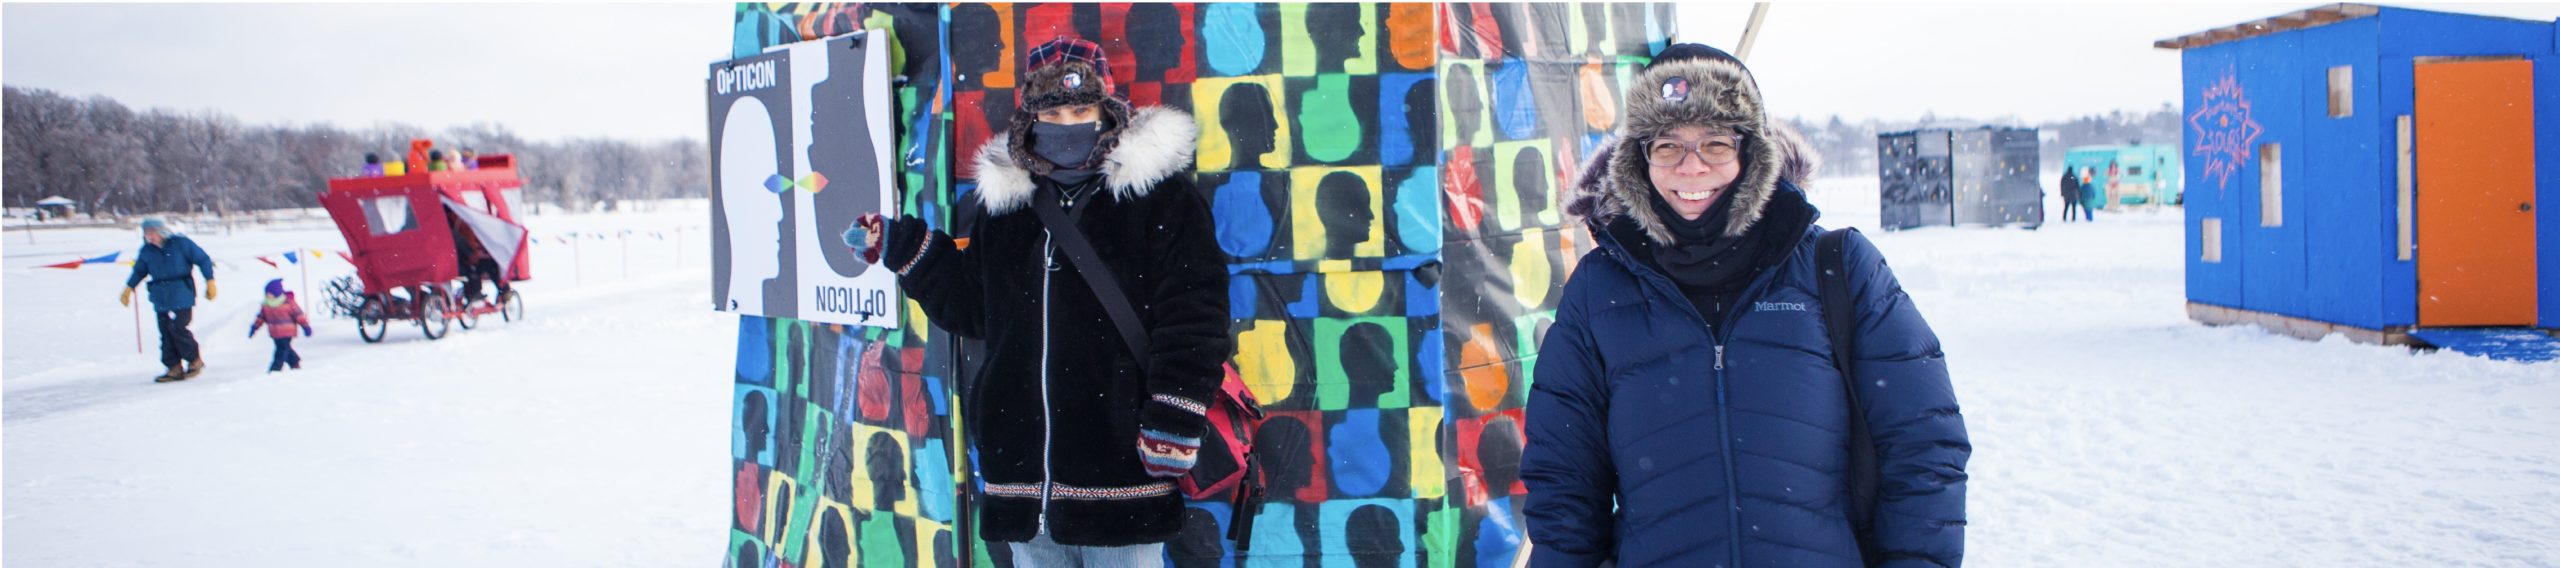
[{"x1": 2416, "y1": 59, "x2": 2539, "y2": 326}]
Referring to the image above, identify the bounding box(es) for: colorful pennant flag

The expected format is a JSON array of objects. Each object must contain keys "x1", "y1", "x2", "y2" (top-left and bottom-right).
[{"x1": 82, "y1": 251, "x2": 120, "y2": 264}]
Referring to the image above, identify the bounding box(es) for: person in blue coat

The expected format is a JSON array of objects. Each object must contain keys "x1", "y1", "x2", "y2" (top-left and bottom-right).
[
  {"x1": 120, "y1": 217, "x2": 218, "y2": 381},
  {"x1": 1524, "y1": 44, "x2": 1970, "y2": 567}
]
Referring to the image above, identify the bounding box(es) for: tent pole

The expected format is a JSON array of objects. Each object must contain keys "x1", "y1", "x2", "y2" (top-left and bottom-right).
[{"x1": 1736, "y1": 3, "x2": 1772, "y2": 62}]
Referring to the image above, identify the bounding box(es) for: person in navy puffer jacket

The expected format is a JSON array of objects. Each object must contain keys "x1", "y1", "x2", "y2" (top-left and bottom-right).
[{"x1": 1523, "y1": 43, "x2": 1970, "y2": 568}]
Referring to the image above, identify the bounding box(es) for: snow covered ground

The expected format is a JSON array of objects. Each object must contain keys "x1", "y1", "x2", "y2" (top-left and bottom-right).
[
  {"x1": 5, "y1": 204, "x2": 732, "y2": 566},
  {"x1": 6, "y1": 181, "x2": 2556, "y2": 566}
]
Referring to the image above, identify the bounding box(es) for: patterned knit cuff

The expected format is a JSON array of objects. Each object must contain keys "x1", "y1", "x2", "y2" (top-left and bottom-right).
[
  {"x1": 1140, "y1": 394, "x2": 1210, "y2": 440},
  {"x1": 895, "y1": 231, "x2": 943, "y2": 277},
  {"x1": 1138, "y1": 428, "x2": 1201, "y2": 479}
]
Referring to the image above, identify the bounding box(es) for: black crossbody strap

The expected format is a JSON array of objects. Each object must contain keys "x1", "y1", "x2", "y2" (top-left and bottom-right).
[
  {"x1": 1817, "y1": 227, "x2": 1882, "y2": 565},
  {"x1": 1031, "y1": 187, "x2": 1152, "y2": 373}
]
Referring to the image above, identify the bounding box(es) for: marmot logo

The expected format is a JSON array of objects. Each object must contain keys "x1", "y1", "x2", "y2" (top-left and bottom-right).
[{"x1": 1754, "y1": 301, "x2": 1807, "y2": 312}]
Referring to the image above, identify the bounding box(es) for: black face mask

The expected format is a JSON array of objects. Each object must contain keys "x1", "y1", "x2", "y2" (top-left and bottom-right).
[{"x1": 1030, "y1": 120, "x2": 1102, "y2": 173}]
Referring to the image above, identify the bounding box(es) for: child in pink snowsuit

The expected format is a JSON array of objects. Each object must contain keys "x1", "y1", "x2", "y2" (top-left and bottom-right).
[{"x1": 248, "y1": 279, "x2": 311, "y2": 372}]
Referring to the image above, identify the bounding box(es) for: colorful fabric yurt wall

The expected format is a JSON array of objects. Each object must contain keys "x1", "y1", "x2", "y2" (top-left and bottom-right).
[{"x1": 720, "y1": 3, "x2": 1674, "y2": 566}]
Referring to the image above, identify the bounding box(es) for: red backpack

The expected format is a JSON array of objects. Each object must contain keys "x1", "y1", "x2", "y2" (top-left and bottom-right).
[{"x1": 1179, "y1": 364, "x2": 1267, "y2": 549}]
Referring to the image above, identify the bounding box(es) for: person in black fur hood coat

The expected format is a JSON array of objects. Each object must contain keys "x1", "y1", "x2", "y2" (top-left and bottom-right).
[{"x1": 856, "y1": 37, "x2": 1229, "y2": 565}]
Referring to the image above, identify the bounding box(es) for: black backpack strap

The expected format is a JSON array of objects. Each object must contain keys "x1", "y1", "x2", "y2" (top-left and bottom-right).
[
  {"x1": 1030, "y1": 187, "x2": 1152, "y2": 374},
  {"x1": 1817, "y1": 228, "x2": 1883, "y2": 564}
]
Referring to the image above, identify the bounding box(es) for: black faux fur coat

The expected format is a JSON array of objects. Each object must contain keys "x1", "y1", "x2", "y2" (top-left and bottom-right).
[{"x1": 898, "y1": 106, "x2": 1231, "y2": 546}]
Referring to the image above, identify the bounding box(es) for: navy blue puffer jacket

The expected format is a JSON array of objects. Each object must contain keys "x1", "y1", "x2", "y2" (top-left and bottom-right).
[
  {"x1": 125, "y1": 234, "x2": 216, "y2": 311},
  {"x1": 1523, "y1": 194, "x2": 1969, "y2": 567}
]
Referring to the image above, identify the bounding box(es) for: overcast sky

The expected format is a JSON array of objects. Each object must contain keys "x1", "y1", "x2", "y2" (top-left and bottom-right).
[
  {"x1": 1680, "y1": 2, "x2": 2560, "y2": 124},
  {"x1": 7, "y1": 2, "x2": 2558, "y2": 143}
]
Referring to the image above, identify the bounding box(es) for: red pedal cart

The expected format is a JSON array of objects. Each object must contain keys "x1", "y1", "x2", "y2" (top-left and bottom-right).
[{"x1": 317, "y1": 150, "x2": 533, "y2": 342}]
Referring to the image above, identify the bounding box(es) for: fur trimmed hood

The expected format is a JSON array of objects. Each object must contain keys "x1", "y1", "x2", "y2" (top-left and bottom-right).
[
  {"x1": 973, "y1": 106, "x2": 1198, "y2": 215},
  {"x1": 1565, "y1": 56, "x2": 1821, "y2": 245}
]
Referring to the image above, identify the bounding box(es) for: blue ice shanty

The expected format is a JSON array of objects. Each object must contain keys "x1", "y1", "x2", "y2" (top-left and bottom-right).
[{"x1": 2156, "y1": 4, "x2": 2560, "y2": 359}]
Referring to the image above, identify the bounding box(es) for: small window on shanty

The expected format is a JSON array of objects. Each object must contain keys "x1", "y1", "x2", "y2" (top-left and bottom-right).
[
  {"x1": 2328, "y1": 66, "x2": 2353, "y2": 118},
  {"x1": 363, "y1": 196, "x2": 414, "y2": 236},
  {"x1": 2202, "y1": 217, "x2": 2223, "y2": 263},
  {"x1": 2260, "y1": 143, "x2": 2282, "y2": 227}
]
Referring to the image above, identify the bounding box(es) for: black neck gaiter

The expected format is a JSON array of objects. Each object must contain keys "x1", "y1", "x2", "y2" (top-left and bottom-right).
[{"x1": 1647, "y1": 191, "x2": 1756, "y2": 292}]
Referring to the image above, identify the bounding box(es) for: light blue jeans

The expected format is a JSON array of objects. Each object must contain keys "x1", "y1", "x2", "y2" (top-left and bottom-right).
[{"x1": 1008, "y1": 533, "x2": 1165, "y2": 568}]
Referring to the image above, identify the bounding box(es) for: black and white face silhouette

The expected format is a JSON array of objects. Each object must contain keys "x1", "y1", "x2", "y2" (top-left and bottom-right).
[
  {"x1": 721, "y1": 95, "x2": 786, "y2": 314},
  {"x1": 807, "y1": 51, "x2": 879, "y2": 280}
]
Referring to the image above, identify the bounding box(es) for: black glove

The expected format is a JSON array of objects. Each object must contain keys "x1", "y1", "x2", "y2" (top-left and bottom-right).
[{"x1": 880, "y1": 215, "x2": 934, "y2": 272}]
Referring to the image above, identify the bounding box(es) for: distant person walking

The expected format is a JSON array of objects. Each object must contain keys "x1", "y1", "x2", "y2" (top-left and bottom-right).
[
  {"x1": 2083, "y1": 165, "x2": 2104, "y2": 222},
  {"x1": 2058, "y1": 169, "x2": 2084, "y2": 223},
  {"x1": 120, "y1": 217, "x2": 218, "y2": 382}
]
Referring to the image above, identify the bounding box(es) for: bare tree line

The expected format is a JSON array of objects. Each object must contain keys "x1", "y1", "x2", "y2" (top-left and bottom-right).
[
  {"x1": 3, "y1": 86, "x2": 708, "y2": 217},
  {"x1": 1780, "y1": 103, "x2": 2187, "y2": 177},
  {"x1": 7, "y1": 84, "x2": 2181, "y2": 217}
]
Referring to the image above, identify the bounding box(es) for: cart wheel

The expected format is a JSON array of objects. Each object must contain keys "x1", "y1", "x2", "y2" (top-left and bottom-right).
[
  {"x1": 419, "y1": 294, "x2": 451, "y2": 340},
  {"x1": 456, "y1": 294, "x2": 484, "y2": 331},
  {"x1": 356, "y1": 298, "x2": 388, "y2": 344},
  {"x1": 499, "y1": 290, "x2": 524, "y2": 323}
]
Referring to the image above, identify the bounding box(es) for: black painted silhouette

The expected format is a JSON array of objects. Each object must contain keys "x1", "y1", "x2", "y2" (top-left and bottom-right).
[
  {"x1": 1220, "y1": 82, "x2": 1280, "y2": 171},
  {"x1": 1478, "y1": 415, "x2": 1524, "y2": 496},
  {"x1": 1254, "y1": 416, "x2": 1315, "y2": 499},
  {"x1": 1308, "y1": 4, "x2": 1366, "y2": 74},
  {"x1": 1445, "y1": 66, "x2": 1485, "y2": 145},
  {"x1": 809, "y1": 57, "x2": 881, "y2": 279},
  {"x1": 1316, "y1": 171, "x2": 1376, "y2": 258},
  {"x1": 1342, "y1": 322, "x2": 1398, "y2": 403},
  {"x1": 1129, "y1": 4, "x2": 1187, "y2": 82},
  {"x1": 1348, "y1": 504, "x2": 1407, "y2": 568},
  {"x1": 949, "y1": 4, "x2": 1004, "y2": 90},
  {"x1": 1514, "y1": 146, "x2": 1551, "y2": 226}
]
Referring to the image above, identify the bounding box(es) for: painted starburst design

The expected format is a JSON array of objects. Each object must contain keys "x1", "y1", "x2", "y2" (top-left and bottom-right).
[{"x1": 2188, "y1": 70, "x2": 2263, "y2": 194}]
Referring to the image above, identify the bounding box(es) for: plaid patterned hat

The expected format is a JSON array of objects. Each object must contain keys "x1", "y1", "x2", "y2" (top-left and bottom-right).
[{"x1": 1019, "y1": 36, "x2": 1115, "y2": 113}]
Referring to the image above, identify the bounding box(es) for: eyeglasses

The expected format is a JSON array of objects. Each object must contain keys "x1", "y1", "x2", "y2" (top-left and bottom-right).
[{"x1": 1646, "y1": 136, "x2": 1741, "y2": 167}]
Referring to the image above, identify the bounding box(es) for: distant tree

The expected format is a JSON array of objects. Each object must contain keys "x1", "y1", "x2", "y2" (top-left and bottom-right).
[{"x1": 2, "y1": 86, "x2": 708, "y2": 217}]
